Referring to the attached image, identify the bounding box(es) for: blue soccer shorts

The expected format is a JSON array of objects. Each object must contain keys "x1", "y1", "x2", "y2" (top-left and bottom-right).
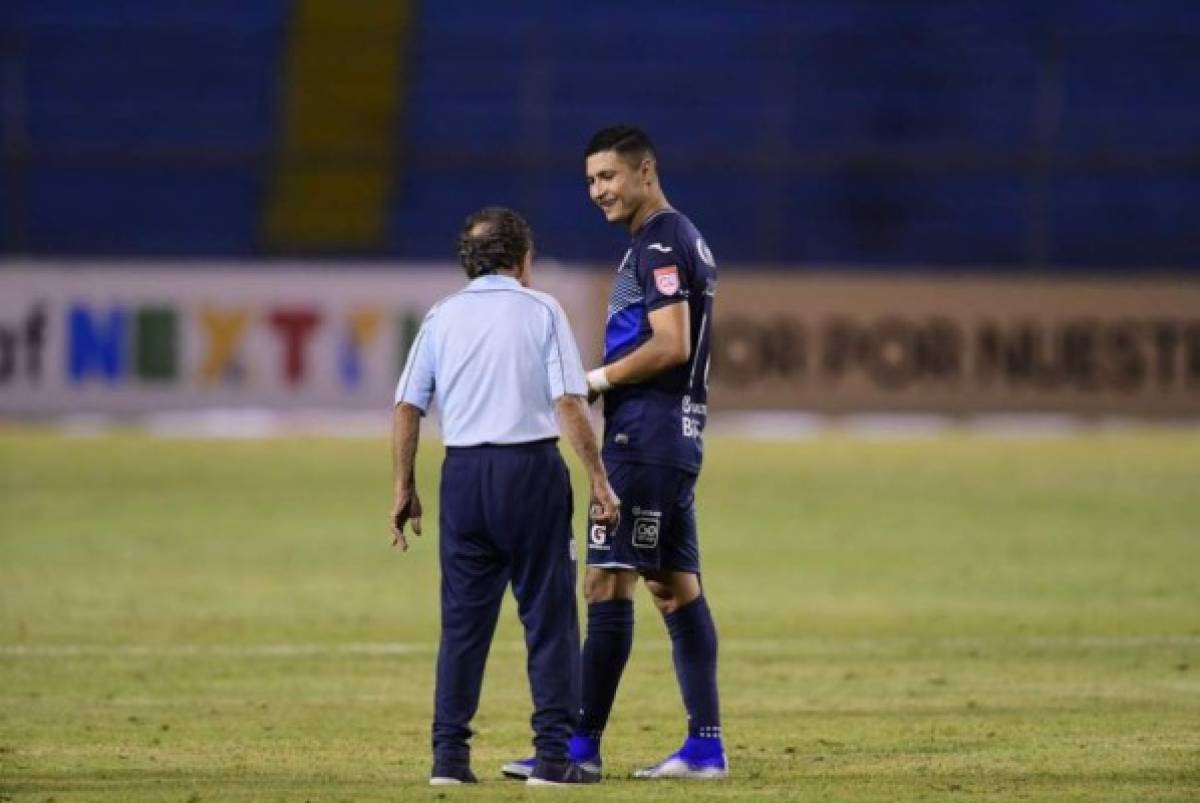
[{"x1": 586, "y1": 459, "x2": 700, "y2": 573}]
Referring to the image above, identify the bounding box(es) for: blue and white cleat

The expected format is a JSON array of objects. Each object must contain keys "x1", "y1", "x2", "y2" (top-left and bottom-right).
[
  {"x1": 500, "y1": 757, "x2": 536, "y2": 780},
  {"x1": 501, "y1": 735, "x2": 602, "y2": 780},
  {"x1": 633, "y1": 740, "x2": 728, "y2": 779}
]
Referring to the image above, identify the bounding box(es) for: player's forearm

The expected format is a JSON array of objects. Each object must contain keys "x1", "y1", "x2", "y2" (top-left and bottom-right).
[
  {"x1": 596, "y1": 332, "x2": 689, "y2": 388},
  {"x1": 391, "y1": 403, "x2": 422, "y2": 493},
  {"x1": 590, "y1": 301, "x2": 690, "y2": 391},
  {"x1": 554, "y1": 394, "x2": 608, "y2": 484}
]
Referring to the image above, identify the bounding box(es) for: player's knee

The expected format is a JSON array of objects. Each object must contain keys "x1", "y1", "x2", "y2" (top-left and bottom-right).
[
  {"x1": 583, "y1": 576, "x2": 612, "y2": 605},
  {"x1": 584, "y1": 569, "x2": 634, "y2": 605},
  {"x1": 644, "y1": 577, "x2": 668, "y2": 600},
  {"x1": 644, "y1": 573, "x2": 700, "y2": 616},
  {"x1": 644, "y1": 578, "x2": 679, "y2": 614}
]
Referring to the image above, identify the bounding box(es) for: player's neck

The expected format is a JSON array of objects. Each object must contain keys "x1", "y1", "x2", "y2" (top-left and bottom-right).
[{"x1": 628, "y1": 194, "x2": 671, "y2": 235}]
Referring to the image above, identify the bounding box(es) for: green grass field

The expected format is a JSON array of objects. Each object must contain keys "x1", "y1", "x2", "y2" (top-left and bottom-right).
[{"x1": 2, "y1": 428, "x2": 1198, "y2": 801}]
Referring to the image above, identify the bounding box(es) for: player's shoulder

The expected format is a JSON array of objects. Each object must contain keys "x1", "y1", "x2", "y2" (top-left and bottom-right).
[
  {"x1": 639, "y1": 209, "x2": 682, "y2": 245},
  {"x1": 639, "y1": 210, "x2": 715, "y2": 269}
]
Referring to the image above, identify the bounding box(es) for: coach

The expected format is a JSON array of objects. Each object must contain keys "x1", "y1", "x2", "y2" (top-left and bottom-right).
[{"x1": 390, "y1": 207, "x2": 618, "y2": 787}]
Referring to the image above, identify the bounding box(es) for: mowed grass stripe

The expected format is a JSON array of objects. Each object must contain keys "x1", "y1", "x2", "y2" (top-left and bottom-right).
[
  {"x1": 1, "y1": 431, "x2": 1197, "y2": 801},
  {"x1": 3, "y1": 634, "x2": 1199, "y2": 658}
]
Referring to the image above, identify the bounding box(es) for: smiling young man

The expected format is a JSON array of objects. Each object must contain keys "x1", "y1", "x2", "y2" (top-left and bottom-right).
[{"x1": 503, "y1": 125, "x2": 726, "y2": 781}]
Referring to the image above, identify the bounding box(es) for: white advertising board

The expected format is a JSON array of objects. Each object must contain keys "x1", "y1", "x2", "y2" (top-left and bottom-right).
[{"x1": 0, "y1": 262, "x2": 598, "y2": 415}]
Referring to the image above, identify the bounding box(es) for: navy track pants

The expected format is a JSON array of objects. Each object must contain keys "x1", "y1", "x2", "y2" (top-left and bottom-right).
[{"x1": 432, "y1": 439, "x2": 580, "y2": 763}]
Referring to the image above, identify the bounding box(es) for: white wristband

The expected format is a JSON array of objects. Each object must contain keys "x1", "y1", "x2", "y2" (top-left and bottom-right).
[{"x1": 586, "y1": 367, "x2": 612, "y2": 393}]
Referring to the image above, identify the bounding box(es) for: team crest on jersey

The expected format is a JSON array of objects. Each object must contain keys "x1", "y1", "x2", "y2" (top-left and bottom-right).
[{"x1": 654, "y1": 266, "x2": 680, "y2": 295}]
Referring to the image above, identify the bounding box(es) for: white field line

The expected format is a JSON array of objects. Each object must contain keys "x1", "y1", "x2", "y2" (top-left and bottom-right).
[
  {"x1": 1, "y1": 635, "x2": 1197, "y2": 659},
  {"x1": 38, "y1": 410, "x2": 1200, "y2": 441}
]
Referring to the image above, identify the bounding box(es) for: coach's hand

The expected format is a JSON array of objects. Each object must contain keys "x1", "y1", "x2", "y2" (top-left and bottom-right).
[
  {"x1": 390, "y1": 487, "x2": 423, "y2": 551},
  {"x1": 589, "y1": 477, "x2": 620, "y2": 530}
]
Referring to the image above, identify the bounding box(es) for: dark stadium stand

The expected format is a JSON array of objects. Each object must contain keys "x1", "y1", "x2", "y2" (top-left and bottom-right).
[
  {"x1": 1, "y1": 0, "x2": 1197, "y2": 268},
  {"x1": 5, "y1": 0, "x2": 285, "y2": 256}
]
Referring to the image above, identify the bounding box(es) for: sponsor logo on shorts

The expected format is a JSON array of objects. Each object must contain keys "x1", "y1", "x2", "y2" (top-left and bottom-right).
[
  {"x1": 632, "y1": 516, "x2": 660, "y2": 550},
  {"x1": 589, "y1": 523, "x2": 610, "y2": 550}
]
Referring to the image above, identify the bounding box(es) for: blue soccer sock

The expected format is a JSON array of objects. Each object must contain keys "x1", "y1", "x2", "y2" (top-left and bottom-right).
[
  {"x1": 567, "y1": 733, "x2": 599, "y2": 763},
  {"x1": 576, "y1": 598, "x2": 634, "y2": 738},
  {"x1": 664, "y1": 595, "x2": 721, "y2": 741},
  {"x1": 679, "y1": 735, "x2": 725, "y2": 762}
]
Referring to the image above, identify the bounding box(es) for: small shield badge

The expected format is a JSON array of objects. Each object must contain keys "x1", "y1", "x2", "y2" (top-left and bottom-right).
[{"x1": 654, "y1": 266, "x2": 680, "y2": 295}]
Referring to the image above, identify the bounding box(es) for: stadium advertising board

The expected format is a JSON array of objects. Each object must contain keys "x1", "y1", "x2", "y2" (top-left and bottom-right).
[
  {"x1": 709, "y1": 274, "x2": 1200, "y2": 416},
  {"x1": 4, "y1": 266, "x2": 1197, "y2": 418},
  {"x1": 0, "y1": 264, "x2": 597, "y2": 415}
]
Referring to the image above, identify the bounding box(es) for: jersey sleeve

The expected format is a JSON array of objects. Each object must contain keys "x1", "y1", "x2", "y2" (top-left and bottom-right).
[
  {"x1": 544, "y1": 298, "x2": 587, "y2": 399},
  {"x1": 637, "y1": 223, "x2": 692, "y2": 312},
  {"x1": 393, "y1": 312, "x2": 436, "y2": 412}
]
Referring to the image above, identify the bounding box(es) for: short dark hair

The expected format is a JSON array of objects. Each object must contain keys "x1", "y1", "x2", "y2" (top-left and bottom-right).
[
  {"x1": 585, "y1": 125, "x2": 656, "y2": 167},
  {"x1": 457, "y1": 206, "x2": 533, "y2": 279}
]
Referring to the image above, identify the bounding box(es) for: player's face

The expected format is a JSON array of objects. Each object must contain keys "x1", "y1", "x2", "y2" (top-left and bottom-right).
[{"x1": 586, "y1": 150, "x2": 648, "y2": 226}]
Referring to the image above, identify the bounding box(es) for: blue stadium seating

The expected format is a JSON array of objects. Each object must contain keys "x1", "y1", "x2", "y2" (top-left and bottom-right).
[{"x1": 2, "y1": 0, "x2": 1197, "y2": 268}]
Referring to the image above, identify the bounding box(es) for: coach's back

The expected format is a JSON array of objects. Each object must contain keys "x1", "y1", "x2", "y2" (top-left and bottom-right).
[{"x1": 395, "y1": 273, "x2": 584, "y2": 448}]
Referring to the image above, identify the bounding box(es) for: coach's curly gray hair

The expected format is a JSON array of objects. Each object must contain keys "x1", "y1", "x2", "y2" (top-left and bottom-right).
[{"x1": 457, "y1": 206, "x2": 533, "y2": 279}]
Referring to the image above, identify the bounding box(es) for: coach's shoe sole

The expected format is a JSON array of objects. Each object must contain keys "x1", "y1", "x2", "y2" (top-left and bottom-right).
[
  {"x1": 526, "y1": 777, "x2": 569, "y2": 787},
  {"x1": 501, "y1": 758, "x2": 536, "y2": 779},
  {"x1": 526, "y1": 759, "x2": 601, "y2": 786},
  {"x1": 503, "y1": 756, "x2": 601, "y2": 780},
  {"x1": 429, "y1": 763, "x2": 478, "y2": 785}
]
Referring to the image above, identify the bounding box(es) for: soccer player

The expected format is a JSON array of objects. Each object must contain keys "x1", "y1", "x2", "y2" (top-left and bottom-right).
[
  {"x1": 504, "y1": 126, "x2": 726, "y2": 780},
  {"x1": 392, "y1": 207, "x2": 619, "y2": 786}
]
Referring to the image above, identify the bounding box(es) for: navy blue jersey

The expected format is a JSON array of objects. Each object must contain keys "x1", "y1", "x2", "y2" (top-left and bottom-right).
[{"x1": 601, "y1": 209, "x2": 716, "y2": 474}]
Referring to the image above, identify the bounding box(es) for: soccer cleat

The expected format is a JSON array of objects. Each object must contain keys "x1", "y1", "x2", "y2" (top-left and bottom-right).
[
  {"x1": 500, "y1": 757, "x2": 536, "y2": 779},
  {"x1": 633, "y1": 739, "x2": 728, "y2": 780},
  {"x1": 502, "y1": 735, "x2": 602, "y2": 780},
  {"x1": 526, "y1": 758, "x2": 601, "y2": 786},
  {"x1": 429, "y1": 759, "x2": 478, "y2": 785}
]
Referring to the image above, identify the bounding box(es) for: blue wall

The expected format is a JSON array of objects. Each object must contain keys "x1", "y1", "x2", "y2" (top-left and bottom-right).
[{"x1": 2, "y1": 0, "x2": 1198, "y2": 269}]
